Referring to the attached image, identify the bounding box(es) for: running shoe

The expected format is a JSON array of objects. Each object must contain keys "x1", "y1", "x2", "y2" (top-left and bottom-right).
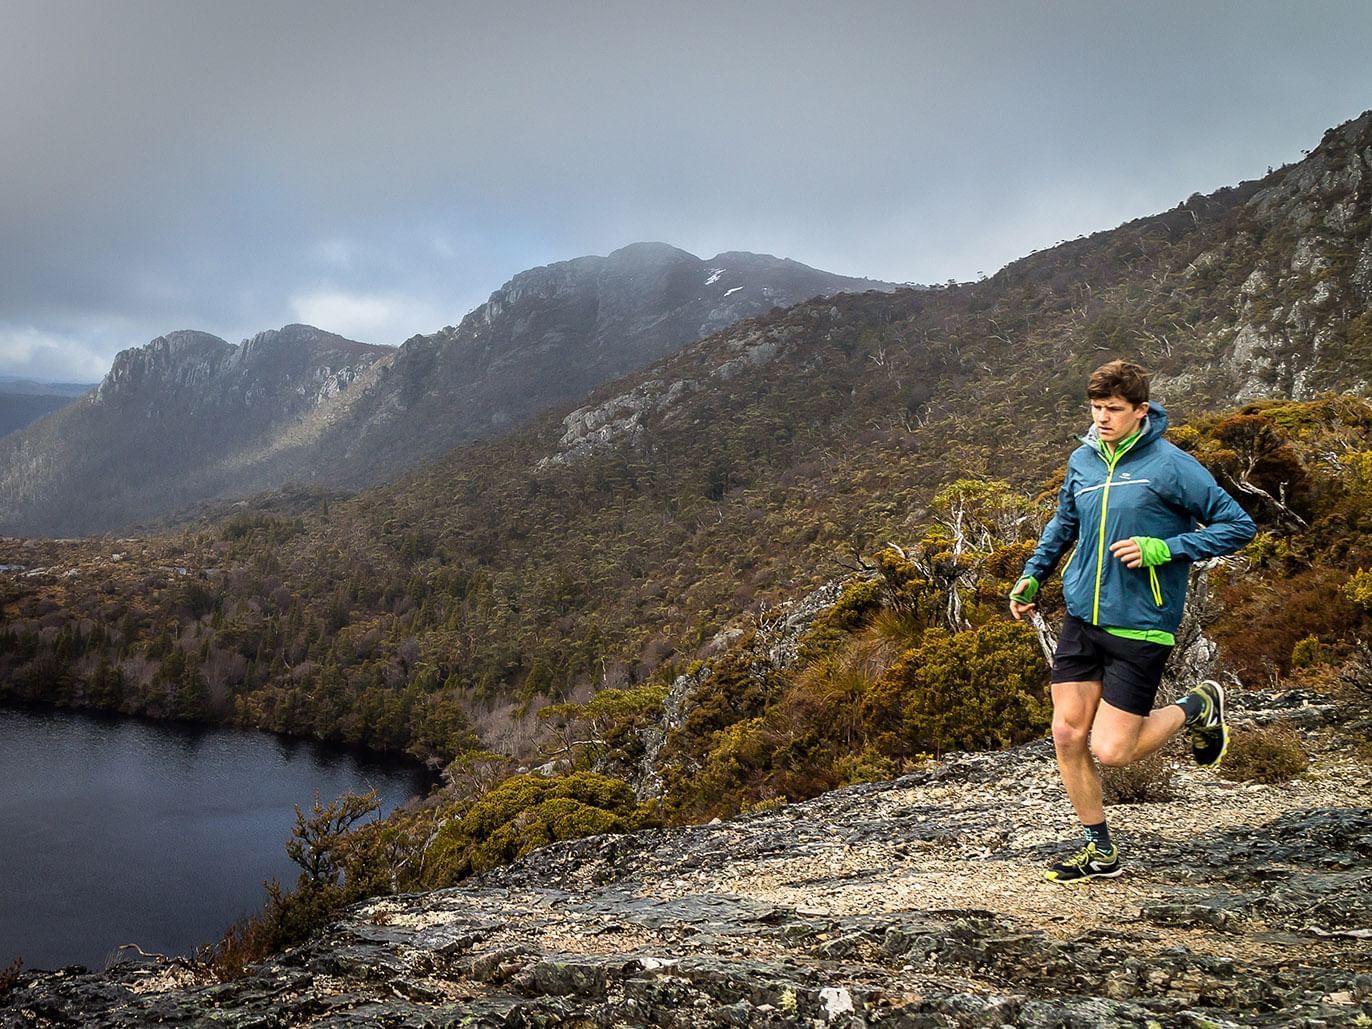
[
  {"x1": 1185, "y1": 679, "x2": 1229, "y2": 768},
  {"x1": 1043, "y1": 842, "x2": 1122, "y2": 884}
]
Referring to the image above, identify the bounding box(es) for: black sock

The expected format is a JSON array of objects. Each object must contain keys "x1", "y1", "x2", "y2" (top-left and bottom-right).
[
  {"x1": 1175, "y1": 691, "x2": 1205, "y2": 725},
  {"x1": 1082, "y1": 820, "x2": 1113, "y2": 852}
]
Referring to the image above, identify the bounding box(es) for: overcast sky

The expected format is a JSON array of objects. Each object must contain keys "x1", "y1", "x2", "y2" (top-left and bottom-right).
[{"x1": 3, "y1": 0, "x2": 1371, "y2": 381}]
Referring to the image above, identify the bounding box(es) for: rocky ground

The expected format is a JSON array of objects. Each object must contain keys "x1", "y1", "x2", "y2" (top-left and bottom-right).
[{"x1": 3, "y1": 686, "x2": 1370, "y2": 1027}]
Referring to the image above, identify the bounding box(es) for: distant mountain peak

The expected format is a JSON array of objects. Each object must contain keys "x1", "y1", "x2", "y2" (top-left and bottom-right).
[{"x1": 606, "y1": 241, "x2": 690, "y2": 260}]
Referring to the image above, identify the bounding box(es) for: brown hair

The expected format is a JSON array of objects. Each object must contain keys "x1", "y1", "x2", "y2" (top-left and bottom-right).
[{"x1": 1087, "y1": 360, "x2": 1150, "y2": 406}]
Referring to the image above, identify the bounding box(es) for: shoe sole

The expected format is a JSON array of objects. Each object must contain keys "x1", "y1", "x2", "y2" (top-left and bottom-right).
[
  {"x1": 1043, "y1": 866, "x2": 1123, "y2": 884},
  {"x1": 1206, "y1": 723, "x2": 1231, "y2": 768}
]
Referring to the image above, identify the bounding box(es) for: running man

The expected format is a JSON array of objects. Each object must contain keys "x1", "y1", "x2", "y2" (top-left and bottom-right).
[{"x1": 1010, "y1": 360, "x2": 1256, "y2": 883}]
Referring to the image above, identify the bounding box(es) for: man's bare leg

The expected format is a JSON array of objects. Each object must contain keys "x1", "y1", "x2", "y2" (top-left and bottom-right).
[
  {"x1": 1090, "y1": 702, "x2": 1185, "y2": 768},
  {"x1": 1050, "y1": 680, "x2": 1106, "y2": 825},
  {"x1": 1047, "y1": 679, "x2": 1128, "y2": 881}
]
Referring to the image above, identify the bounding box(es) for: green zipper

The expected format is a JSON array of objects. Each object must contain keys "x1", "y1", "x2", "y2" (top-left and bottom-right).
[
  {"x1": 1091, "y1": 452, "x2": 1118, "y2": 624},
  {"x1": 1089, "y1": 431, "x2": 1141, "y2": 624}
]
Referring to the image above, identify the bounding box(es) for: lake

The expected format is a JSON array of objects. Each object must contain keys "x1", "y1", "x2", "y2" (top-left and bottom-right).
[{"x1": 0, "y1": 705, "x2": 433, "y2": 971}]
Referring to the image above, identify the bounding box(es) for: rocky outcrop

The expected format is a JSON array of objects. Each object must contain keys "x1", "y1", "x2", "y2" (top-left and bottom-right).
[
  {"x1": 6, "y1": 687, "x2": 1369, "y2": 1026},
  {"x1": 0, "y1": 325, "x2": 393, "y2": 536},
  {"x1": 538, "y1": 315, "x2": 822, "y2": 469},
  {"x1": 1227, "y1": 111, "x2": 1372, "y2": 401},
  {"x1": 89, "y1": 326, "x2": 387, "y2": 411}
]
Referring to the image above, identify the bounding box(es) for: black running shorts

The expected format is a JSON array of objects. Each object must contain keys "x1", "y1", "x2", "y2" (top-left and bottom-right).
[{"x1": 1050, "y1": 615, "x2": 1172, "y2": 717}]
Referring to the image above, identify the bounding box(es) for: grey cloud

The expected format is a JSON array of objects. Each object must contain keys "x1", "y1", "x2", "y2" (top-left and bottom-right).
[{"x1": 2, "y1": 0, "x2": 1371, "y2": 378}]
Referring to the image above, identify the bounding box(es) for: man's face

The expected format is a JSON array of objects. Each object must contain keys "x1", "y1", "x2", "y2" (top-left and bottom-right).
[{"x1": 1090, "y1": 394, "x2": 1149, "y2": 443}]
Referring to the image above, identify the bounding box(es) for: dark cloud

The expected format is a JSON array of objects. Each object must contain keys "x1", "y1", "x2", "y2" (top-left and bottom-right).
[{"x1": 3, "y1": 0, "x2": 1371, "y2": 379}]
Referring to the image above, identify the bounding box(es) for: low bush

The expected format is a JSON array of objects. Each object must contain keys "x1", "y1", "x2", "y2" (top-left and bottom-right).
[
  {"x1": 1102, "y1": 751, "x2": 1176, "y2": 804},
  {"x1": 866, "y1": 620, "x2": 1050, "y2": 757},
  {"x1": 428, "y1": 771, "x2": 642, "y2": 879},
  {"x1": 1219, "y1": 722, "x2": 1309, "y2": 783},
  {"x1": 831, "y1": 744, "x2": 899, "y2": 786}
]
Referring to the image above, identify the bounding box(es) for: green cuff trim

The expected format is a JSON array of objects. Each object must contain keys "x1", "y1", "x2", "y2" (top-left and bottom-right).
[
  {"x1": 1011, "y1": 576, "x2": 1039, "y2": 603},
  {"x1": 1132, "y1": 536, "x2": 1172, "y2": 568}
]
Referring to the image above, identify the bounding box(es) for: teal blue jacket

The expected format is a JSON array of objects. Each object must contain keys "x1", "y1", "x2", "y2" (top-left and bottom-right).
[{"x1": 1018, "y1": 403, "x2": 1256, "y2": 636}]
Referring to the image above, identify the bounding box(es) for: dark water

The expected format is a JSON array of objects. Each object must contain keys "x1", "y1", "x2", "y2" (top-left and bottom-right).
[{"x1": 0, "y1": 705, "x2": 433, "y2": 971}]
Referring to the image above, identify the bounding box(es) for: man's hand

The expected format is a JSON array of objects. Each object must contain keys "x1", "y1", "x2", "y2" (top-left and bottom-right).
[
  {"x1": 1009, "y1": 576, "x2": 1038, "y2": 621},
  {"x1": 1109, "y1": 538, "x2": 1143, "y2": 568}
]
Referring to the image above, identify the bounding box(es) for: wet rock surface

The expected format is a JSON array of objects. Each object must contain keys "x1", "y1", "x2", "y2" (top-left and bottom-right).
[{"x1": 4, "y1": 690, "x2": 1370, "y2": 1026}]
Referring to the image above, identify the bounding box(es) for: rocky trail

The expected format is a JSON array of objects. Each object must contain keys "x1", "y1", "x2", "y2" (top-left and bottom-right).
[{"x1": 3, "y1": 685, "x2": 1370, "y2": 1027}]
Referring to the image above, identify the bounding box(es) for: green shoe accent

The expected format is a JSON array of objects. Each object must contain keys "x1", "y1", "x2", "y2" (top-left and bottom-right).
[{"x1": 1044, "y1": 842, "x2": 1122, "y2": 884}]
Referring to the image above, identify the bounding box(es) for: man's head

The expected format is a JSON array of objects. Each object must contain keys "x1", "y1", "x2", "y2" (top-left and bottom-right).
[{"x1": 1087, "y1": 359, "x2": 1150, "y2": 445}]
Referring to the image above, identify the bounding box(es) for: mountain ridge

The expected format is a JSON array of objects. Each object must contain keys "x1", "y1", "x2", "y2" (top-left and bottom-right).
[{"x1": 0, "y1": 245, "x2": 897, "y2": 537}]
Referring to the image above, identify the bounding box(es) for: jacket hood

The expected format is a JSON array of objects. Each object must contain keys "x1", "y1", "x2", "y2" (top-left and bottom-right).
[{"x1": 1083, "y1": 400, "x2": 1169, "y2": 452}]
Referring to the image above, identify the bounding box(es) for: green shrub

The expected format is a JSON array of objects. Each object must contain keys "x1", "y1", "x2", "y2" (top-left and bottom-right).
[
  {"x1": 1343, "y1": 568, "x2": 1372, "y2": 611},
  {"x1": 672, "y1": 717, "x2": 774, "y2": 820},
  {"x1": 1290, "y1": 634, "x2": 1328, "y2": 669},
  {"x1": 831, "y1": 744, "x2": 899, "y2": 786},
  {"x1": 1219, "y1": 722, "x2": 1309, "y2": 783},
  {"x1": 466, "y1": 795, "x2": 626, "y2": 874},
  {"x1": 864, "y1": 620, "x2": 1050, "y2": 757},
  {"x1": 433, "y1": 771, "x2": 640, "y2": 878},
  {"x1": 797, "y1": 576, "x2": 884, "y2": 660},
  {"x1": 872, "y1": 547, "x2": 934, "y2": 616}
]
